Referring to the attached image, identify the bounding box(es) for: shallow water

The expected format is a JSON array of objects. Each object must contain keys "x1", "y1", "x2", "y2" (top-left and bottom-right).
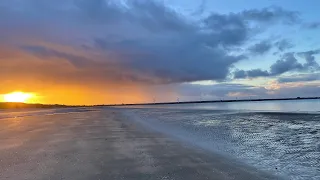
[
  {"x1": 0, "y1": 108, "x2": 97, "y2": 120},
  {"x1": 121, "y1": 100, "x2": 320, "y2": 180}
]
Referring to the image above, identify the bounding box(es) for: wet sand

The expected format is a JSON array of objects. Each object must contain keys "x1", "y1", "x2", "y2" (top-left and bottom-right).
[{"x1": 0, "y1": 108, "x2": 279, "y2": 180}]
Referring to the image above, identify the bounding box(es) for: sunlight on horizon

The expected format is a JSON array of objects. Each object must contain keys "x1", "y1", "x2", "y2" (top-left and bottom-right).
[{"x1": 1, "y1": 92, "x2": 36, "y2": 103}]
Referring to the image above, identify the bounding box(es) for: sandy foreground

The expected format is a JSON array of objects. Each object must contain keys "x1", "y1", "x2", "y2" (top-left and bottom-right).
[{"x1": 0, "y1": 108, "x2": 279, "y2": 180}]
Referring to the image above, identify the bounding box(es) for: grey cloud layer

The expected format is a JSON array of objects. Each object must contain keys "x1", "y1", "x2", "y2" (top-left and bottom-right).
[
  {"x1": 178, "y1": 83, "x2": 320, "y2": 100},
  {"x1": 274, "y1": 39, "x2": 294, "y2": 52},
  {"x1": 234, "y1": 50, "x2": 320, "y2": 79},
  {"x1": 0, "y1": 0, "x2": 302, "y2": 84},
  {"x1": 248, "y1": 39, "x2": 294, "y2": 56},
  {"x1": 278, "y1": 73, "x2": 320, "y2": 83},
  {"x1": 248, "y1": 40, "x2": 272, "y2": 55},
  {"x1": 303, "y1": 22, "x2": 320, "y2": 29}
]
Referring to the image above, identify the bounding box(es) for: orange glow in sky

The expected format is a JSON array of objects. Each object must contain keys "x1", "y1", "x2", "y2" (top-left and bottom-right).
[{"x1": 0, "y1": 85, "x2": 160, "y2": 105}]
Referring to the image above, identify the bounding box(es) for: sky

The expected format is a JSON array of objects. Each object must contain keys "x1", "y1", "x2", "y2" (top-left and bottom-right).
[{"x1": 0, "y1": 0, "x2": 319, "y2": 105}]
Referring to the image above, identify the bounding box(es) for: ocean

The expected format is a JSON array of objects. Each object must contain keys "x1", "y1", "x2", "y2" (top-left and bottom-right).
[{"x1": 121, "y1": 99, "x2": 320, "y2": 180}]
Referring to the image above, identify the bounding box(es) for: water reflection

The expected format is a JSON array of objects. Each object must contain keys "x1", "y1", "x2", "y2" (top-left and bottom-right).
[
  {"x1": 144, "y1": 99, "x2": 320, "y2": 113},
  {"x1": 127, "y1": 100, "x2": 320, "y2": 180}
]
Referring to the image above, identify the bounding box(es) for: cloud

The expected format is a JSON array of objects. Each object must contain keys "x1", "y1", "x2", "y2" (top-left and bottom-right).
[
  {"x1": 192, "y1": 0, "x2": 207, "y2": 16},
  {"x1": 234, "y1": 69, "x2": 270, "y2": 78},
  {"x1": 178, "y1": 83, "x2": 267, "y2": 100},
  {"x1": 273, "y1": 84, "x2": 320, "y2": 98},
  {"x1": 278, "y1": 73, "x2": 320, "y2": 83},
  {"x1": 248, "y1": 38, "x2": 293, "y2": 56},
  {"x1": 241, "y1": 6, "x2": 299, "y2": 24},
  {"x1": 270, "y1": 53, "x2": 303, "y2": 75},
  {"x1": 21, "y1": 45, "x2": 92, "y2": 68},
  {"x1": 235, "y1": 49, "x2": 320, "y2": 79},
  {"x1": 178, "y1": 81, "x2": 320, "y2": 101},
  {"x1": 274, "y1": 39, "x2": 294, "y2": 52},
  {"x1": 265, "y1": 82, "x2": 320, "y2": 98},
  {"x1": 0, "y1": 0, "x2": 301, "y2": 86},
  {"x1": 298, "y1": 49, "x2": 320, "y2": 71},
  {"x1": 271, "y1": 50, "x2": 320, "y2": 75},
  {"x1": 248, "y1": 40, "x2": 272, "y2": 55},
  {"x1": 303, "y1": 22, "x2": 320, "y2": 29},
  {"x1": 233, "y1": 70, "x2": 247, "y2": 79}
]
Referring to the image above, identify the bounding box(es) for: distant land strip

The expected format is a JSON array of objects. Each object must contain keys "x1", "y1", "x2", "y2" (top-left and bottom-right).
[
  {"x1": 108, "y1": 96, "x2": 320, "y2": 106},
  {"x1": 0, "y1": 102, "x2": 70, "y2": 109},
  {"x1": 0, "y1": 97, "x2": 320, "y2": 109}
]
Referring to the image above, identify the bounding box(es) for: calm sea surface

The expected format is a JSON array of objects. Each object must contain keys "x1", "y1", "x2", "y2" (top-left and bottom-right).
[{"x1": 122, "y1": 100, "x2": 320, "y2": 180}]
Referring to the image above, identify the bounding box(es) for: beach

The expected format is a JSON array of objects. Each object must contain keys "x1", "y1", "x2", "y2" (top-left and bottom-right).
[{"x1": 0, "y1": 108, "x2": 277, "y2": 180}]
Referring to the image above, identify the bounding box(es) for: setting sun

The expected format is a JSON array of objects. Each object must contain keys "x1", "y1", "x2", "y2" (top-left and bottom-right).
[{"x1": 3, "y1": 92, "x2": 35, "y2": 103}]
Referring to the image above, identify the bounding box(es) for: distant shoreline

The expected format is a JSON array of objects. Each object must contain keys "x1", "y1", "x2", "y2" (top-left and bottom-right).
[
  {"x1": 0, "y1": 102, "x2": 69, "y2": 109},
  {"x1": 1, "y1": 96, "x2": 319, "y2": 109},
  {"x1": 110, "y1": 96, "x2": 320, "y2": 106}
]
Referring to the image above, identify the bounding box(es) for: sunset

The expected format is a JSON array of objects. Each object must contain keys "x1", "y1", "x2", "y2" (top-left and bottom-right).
[
  {"x1": 0, "y1": 0, "x2": 319, "y2": 179},
  {"x1": 0, "y1": 0, "x2": 319, "y2": 106},
  {"x1": 2, "y1": 92, "x2": 35, "y2": 103}
]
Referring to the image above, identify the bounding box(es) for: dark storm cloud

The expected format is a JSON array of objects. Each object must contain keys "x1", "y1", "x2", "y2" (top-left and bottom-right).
[
  {"x1": 248, "y1": 40, "x2": 272, "y2": 55},
  {"x1": 93, "y1": 35, "x2": 247, "y2": 83},
  {"x1": 21, "y1": 45, "x2": 91, "y2": 67},
  {"x1": 203, "y1": 13, "x2": 249, "y2": 47},
  {"x1": 74, "y1": 0, "x2": 195, "y2": 33},
  {"x1": 0, "y1": 0, "x2": 301, "y2": 84},
  {"x1": 129, "y1": 0, "x2": 196, "y2": 33}
]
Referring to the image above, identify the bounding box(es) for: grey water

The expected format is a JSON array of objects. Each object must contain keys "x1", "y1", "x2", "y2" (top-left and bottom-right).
[
  {"x1": 0, "y1": 108, "x2": 95, "y2": 120},
  {"x1": 122, "y1": 99, "x2": 320, "y2": 180}
]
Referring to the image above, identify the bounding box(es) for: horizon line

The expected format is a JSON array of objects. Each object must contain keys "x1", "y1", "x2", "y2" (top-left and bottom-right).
[{"x1": 1, "y1": 96, "x2": 319, "y2": 108}]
